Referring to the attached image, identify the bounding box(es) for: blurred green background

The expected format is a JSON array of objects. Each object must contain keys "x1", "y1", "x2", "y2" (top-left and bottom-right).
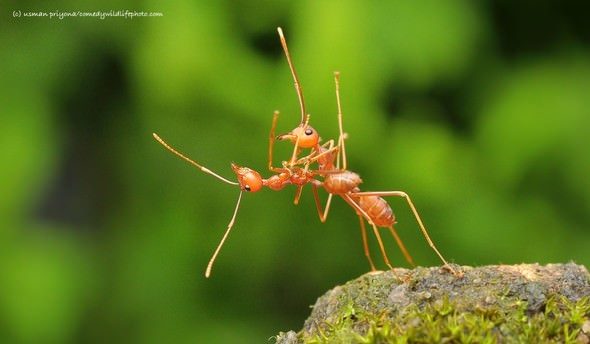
[{"x1": 3, "y1": 0, "x2": 590, "y2": 342}]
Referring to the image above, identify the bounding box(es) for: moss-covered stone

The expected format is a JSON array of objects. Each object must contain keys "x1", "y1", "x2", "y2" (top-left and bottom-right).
[{"x1": 275, "y1": 263, "x2": 590, "y2": 343}]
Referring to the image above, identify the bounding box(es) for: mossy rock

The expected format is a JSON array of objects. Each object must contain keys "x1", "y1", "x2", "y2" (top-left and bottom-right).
[{"x1": 275, "y1": 263, "x2": 590, "y2": 343}]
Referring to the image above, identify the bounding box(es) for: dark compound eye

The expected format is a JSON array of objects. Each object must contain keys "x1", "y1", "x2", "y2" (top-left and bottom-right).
[
  {"x1": 305, "y1": 128, "x2": 313, "y2": 135},
  {"x1": 244, "y1": 185, "x2": 251, "y2": 192}
]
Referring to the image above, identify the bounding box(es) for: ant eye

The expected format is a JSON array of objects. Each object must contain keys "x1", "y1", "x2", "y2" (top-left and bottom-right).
[
  {"x1": 244, "y1": 185, "x2": 251, "y2": 192},
  {"x1": 305, "y1": 128, "x2": 313, "y2": 135}
]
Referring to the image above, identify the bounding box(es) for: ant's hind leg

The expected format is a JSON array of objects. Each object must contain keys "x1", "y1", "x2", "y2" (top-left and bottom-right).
[
  {"x1": 368, "y1": 221, "x2": 393, "y2": 270},
  {"x1": 388, "y1": 225, "x2": 415, "y2": 267},
  {"x1": 358, "y1": 215, "x2": 377, "y2": 271},
  {"x1": 353, "y1": 191, "x2": 460, "y2": 276},
  {"x1": 342, "y1": 194, "x2": 394, "y2": 271}
]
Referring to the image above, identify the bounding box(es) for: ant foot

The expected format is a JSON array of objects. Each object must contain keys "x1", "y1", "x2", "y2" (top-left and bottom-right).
[{"x1": 442, "y1": 264, "x2": 464, "y2": 278}]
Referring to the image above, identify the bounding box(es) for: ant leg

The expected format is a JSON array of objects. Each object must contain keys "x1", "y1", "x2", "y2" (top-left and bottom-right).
[
  {"x1": 293, "y1": 185, "x2": 304, "y2": 205},
  {"x1": 294, "y1": 140, "x2": 338, "y2": 167},
  {"x1": 268, "y1": 111, "x2": 278, "y2": 171},
  {"x1": 153, "y1": 133, "x2": 238, "y2": 186},
  {"x1": 311, "y1": 183, "x2": 334, "y2": 222},
  {"x1": 205, "y1": 191, "x2": 243, "y2": 278},
  {"x1": 334, "y1": 72, "x2": 347, "y2": 170},
  {"x1": 388, "y1": 225, "x2": 415, "y2": 267},
  {"x1": 294, "y1": 158, "x2": 316, "y2": 205},
  {"x1": 353, "y1": 191, "x2": 458, "y2": 275},
  {"x1": 268, "y1": 111, "x2": 290, "y2": 173},
  {"x1": 312, "y1": 187, "x2": 383, "y2": 272},
  {"x1": 342, "y1": 194, "x2": 394, "y2": 270},
  {"x1": 358, "y1": 215, "x2": 377, "y2": 271}
]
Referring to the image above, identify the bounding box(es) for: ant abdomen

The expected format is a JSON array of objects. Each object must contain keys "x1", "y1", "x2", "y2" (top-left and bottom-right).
[{"x1": 357, "y1": 195, "x2": 395, "y2": 227}]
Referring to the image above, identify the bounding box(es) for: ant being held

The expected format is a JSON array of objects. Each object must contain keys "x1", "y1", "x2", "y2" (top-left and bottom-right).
[{"x1": 153, "y1": 129, "x2": 327, "y2": 277}]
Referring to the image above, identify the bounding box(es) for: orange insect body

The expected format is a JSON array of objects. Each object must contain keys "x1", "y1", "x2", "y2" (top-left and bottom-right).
[
  {"x1": 277, "y1": 125, "x2": 320, "y2": 149},
  {"x1": 322, "y1": 171, "x2": 362, "y2": 194},
  {"x1": 317, "y1": 170, "x2": 395, "y2": 228},
  {"x1": 263, "y1": 167, "x2": 313, "y2": 191},
  {"x1": 356, "y1": 195, "x2": 395, "y2": 227},
  {"x1": 263, "y1": 172, "x2": 290, "y2": 191}
]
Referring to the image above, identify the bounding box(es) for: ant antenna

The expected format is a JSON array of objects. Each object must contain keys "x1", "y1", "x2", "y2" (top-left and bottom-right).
[
  {"x1": 334, "y1": 72, "x2": 347, "y2": 170},
  {"x1": 206, "y1": 191, "x2": 243, "y2": 277},
  {"x1": 277, "y1": 27, "x2": 306, "y2": 124},
  {"x1": 153, "y1": 133, "x2": 238, "y2": 186}
]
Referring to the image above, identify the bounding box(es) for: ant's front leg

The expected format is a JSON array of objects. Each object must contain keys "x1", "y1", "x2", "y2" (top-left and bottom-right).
[
  {"x1": 268, "y1": 111, "x2": 285, "y2": 173},
  {"x1": 294, "y1": 140, "x2": 339, "y2": 168}
]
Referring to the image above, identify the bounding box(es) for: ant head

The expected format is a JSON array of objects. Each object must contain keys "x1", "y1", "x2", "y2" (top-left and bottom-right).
[
  {"x1": 277, "y1": 123, "x2": 319, "y2": 148},
  {"x1": 231, "y1": 163, "x2": 263, "y2": 192}
]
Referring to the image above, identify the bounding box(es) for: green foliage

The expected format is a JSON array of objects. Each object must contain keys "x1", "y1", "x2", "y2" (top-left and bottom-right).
[{"x1": 2, "y1": 0, "x2": 589, "y2": 342}]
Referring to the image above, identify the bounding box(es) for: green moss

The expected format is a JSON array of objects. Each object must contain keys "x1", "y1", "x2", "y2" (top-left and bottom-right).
[
  {"x1": 299, "y1": 295, "x2": 590, "y2": 344},
  {"x1": 276, "y1": 264, "x2": 590, "y2": 344}
]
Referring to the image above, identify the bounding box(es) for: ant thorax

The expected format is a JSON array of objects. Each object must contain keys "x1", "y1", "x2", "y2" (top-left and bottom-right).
[
  {"x1": 264, "y1": 173, "x2": 290, "y2": 191},
  {"x1": 290, "y1": 167, "x2": 314, "y2": 186},
  {"x1": 323, "y1": 171, "x2": 363, "y2": 194}
]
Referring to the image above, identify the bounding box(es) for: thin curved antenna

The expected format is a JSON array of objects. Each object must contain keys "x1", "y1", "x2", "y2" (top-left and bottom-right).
[
  {"x1": 277, "y1": 27, "x2": 306, "y2": 124},
  {"x1": 153, "y1": 133, "x2": 238, "y2": 186},
  {"x1": 334, "y1": 72, "x2": 347, "y2": 170},
  {"x1": 205, "y1": 191, "x2": 243, "y2": 278}
]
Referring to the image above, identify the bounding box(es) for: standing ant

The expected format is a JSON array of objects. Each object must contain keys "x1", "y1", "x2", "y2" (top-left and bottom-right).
[{"x1": 271, "y1": 28, "x2": 458, "y2": 275}]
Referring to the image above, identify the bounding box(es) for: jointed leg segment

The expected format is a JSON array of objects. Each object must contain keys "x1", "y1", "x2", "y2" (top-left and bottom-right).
[
  {"x1": 311, "y1": 184, "x2": 333, "y2": 223},
  {"x1": 342, "y1": 194, "x2": 394, "y2": 270},
  {"x1": 388, "y1": 225, "x2": 415, "y2": 267},
  {"x1": 358, "y1": 215, "x2": 377, "y2": 271},
  {"x1": 352, "y1": 191, "x2": 456, "y2": 274}
]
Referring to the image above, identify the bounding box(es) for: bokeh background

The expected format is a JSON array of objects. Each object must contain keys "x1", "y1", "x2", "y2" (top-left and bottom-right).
[{"x1": 3, "y1": 1, "x2": 590, "y2": 342}]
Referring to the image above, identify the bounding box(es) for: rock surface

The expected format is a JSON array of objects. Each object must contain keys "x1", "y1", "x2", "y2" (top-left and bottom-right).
[{"x1": 276, "y1": 263, "x2": 590, "y2": 343}]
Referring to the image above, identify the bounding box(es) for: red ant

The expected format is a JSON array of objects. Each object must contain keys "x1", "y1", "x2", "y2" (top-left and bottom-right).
[{"x1": 270, "y1": 28, "x2": 458, "y2": 275}]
